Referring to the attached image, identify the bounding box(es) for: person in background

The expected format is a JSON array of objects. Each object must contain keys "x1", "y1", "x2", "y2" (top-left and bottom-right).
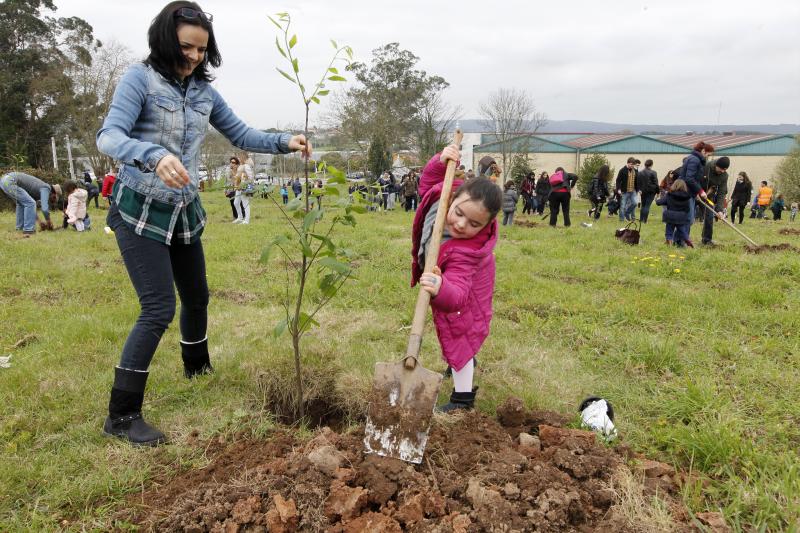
[
  {"x1": 756, "y1": 180, "x2": 772, "y2": 219},
  {"x1": 700, "y1": 156, "x2": 729, "y2": 245},
  {"x1": 615, "y1": 157, "x2": 639, "y2": 222},
  {"x1": 678, "y1": 141, "x2": 714, "y2": 237},
  {"x1": 95, "y1": 1, "x2": 310, "y2": 446},
  {"x1": 548, "y1": 166, "x2": 576, "y2": 227},
  {"x1": 588, "y1": 164, "x2": 610, "y2": 220},
  {"x1": 402, "y1": 172, "x2": 418, "y2": 212},
  {"x1": 102, "y1": 168, "x2": 117, "y2": 206},
  {"x1": 64, "y1": 181, "x2": 89, "y2": 231},
  {"x1": 656, "y1": 178, "x2": 693, "y2": 247},
  {"x1": 534, "y1": 171, "x2": 551, "y2": 215},
  {"x1": 0, "y1": 171, "x2": 56, "y2": 235},
  {"x1": 291, "y1": 176, "x2": 302, "y2": 198},
  {"x1": 659, "y1": 169, "x2": 677, "y2": 193},
  {"x1": 636, "y1": 159, "x2": 659, "y2": 223},
  {"x1": 501, "y1": 180, "x2": 519, "y2": 226},
  {"x1": 233, "y1": 152, "x2": 254, "y2": 224},
  {"x1": 225, "y1": 156, "x2": 240, "y2": 220},
  {"x1": 728, "y1": 171, "x2": 752, "y2": 225},
  {"x1": 770, "y1": 193, "x2": 785, "y2": 220},
  {"x1": 280, "y1": 183, "x2": 289, "y2": 204},
  {"x1": 790, "y1": 201, "x2": 798, "y2": 222},
  {"x1": 520, "y1": 171, "x2": 536, "y2": 215}
]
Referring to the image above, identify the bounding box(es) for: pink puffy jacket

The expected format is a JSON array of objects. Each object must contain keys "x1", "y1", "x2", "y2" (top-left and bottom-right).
[{"x1": 411, "y1": 155, "x2": 498, "y2": 371}]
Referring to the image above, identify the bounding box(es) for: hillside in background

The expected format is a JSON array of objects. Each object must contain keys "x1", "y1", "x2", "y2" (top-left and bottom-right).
[{"x1": 456, "y1": 119, "x2": 800, "y2": 135}]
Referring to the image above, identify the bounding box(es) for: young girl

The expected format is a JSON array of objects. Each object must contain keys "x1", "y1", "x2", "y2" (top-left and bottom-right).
[
  {"x1": 64, "y1": 181, "x2": 88, "y2": 231},
  {"x1": 501, "y1": 180, "x2": 518, "y2": 226},
  {"x1": 280, "y1": 183, "x2": 289, "y2": 204},
  {"x1": 656, "y1": 178, "x2": 693, "y2": 247},
  {"x1": 411, "y1": 144, "x2": 502, "y2": 412}
]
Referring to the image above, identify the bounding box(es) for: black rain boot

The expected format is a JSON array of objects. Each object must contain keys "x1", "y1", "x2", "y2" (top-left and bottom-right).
[
  {"x1": 437, "y1": 388, "x2": 477, "y2": 413},
  {"x1": 180, "y1": 337, "x2": 213, "y2": 378},
  {"x1": 103, "y1": 367, "x2": 166, "y2": 446}
]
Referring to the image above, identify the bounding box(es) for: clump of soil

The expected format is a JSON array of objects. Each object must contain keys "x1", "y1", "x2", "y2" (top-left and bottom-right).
[
  {"x1": 515, "y1": 219, "x2": 539, "y2": 228},
  {"x1": 117, "y1": 398, "x2": 700, "y2": 532},
  {"x1": 778, "y1": 228, "x2": 800, "y2": 236},
  {"x1": 744, "y1": 243, "x2": 799, "y2": 254}
]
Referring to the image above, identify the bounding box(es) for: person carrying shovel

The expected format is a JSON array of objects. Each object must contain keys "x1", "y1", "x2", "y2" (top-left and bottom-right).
[{"x1": 411, "y1": 144, "x2": 502, "y2": 412}]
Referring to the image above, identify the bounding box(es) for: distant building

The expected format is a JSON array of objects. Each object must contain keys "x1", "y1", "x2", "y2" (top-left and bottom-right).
[{"x1": 470, "y1": 132, "x2": 796, "y2": 193}]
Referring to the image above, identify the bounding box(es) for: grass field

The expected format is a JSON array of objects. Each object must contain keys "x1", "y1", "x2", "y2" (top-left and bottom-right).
[{"x1": 1, "y1": 191, "x2": 799, "y2": 531}]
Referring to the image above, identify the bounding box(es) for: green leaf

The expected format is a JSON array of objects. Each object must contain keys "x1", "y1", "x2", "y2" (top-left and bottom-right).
[
  {"x1": 328, "y1": 67, "x2": 339, "y2": 74},
  {"x1": 348, "y1": 205, "x2": 367, "y2": 214},
  {"x1": 309, "y1": 233, "x2": 335, "y2": 252},
  {"x1": 259, "y1": 234, "x2": 290, "y2": 264},
  {"x1": 298, "y1": 312, "x2": 319, "y2": 332},
  {"x1": 323, "y1": 186, "x2": 340, "y2": 196},
  {"x1": 319, "y1": 257, "x2": 351, "y2": 274},
  {"x1": 310, "y1": 96, "x2": 320, "y2": 104},
  {"x1": 267, "y1": 15, "x2": 282, "y2": 30},
  {"x1": 273, "y1": 317, "x2": 289, "y2": 338},
  {"x1": 327, "y1": 166, "x2": 345, "y2": 182},
  {"x1": 317, "y1": 89, "x2": 330, "y2": 96},
  {"x1": 286, "y1": 197, "x2": 302, "y2": 211},
  {"x1": 327, "y1": 75, "x2": 346, "y2": 82},
  {"x1": 300, "y1": 237, "x2": 313, "y2": 257},
  {"x1": 303, "y1": 209, "x2": 323, "y2": 231},
  {"x1": 288, "y1": 34, "x2": 297, "y2": 49},
  {"x1": 276, "y1": 68, "x2": 296, "y2": 84},
  {"x1": 318, "y1": 273, "x2": 339, "y2": 298},
  {"x1": 275, "y1": 37, "x2": 287, "y2": 58},
  {"x1": 330, "y1": 39, "x2": 338, "y2": 49},
  {"x1": 292, "y1": 58, "x2": 299, "y2": 73}
]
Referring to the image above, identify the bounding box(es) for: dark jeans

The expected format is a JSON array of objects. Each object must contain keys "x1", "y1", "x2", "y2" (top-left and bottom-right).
[
  {"x1": 108, "y1": 205, "x2": 209, "y2": 371},
  {"x1": 549, "y1": 191, "x2": 571, "y2": 226},
  {"x1": 521, "y1": 193, "x2": 533, "y2": 214},
  {"x1": 502, "y1": 211, "x2": 515, "y2": 225},
  {"x1": 404, "y1": 195, "x2": 416, "y2": 211},
  {"x1": 229, "y1": 197, "x2": 238, "y2": 218},
  {"x1": 590, "y1": 199, "x2": 605, "y2": 219},
  {"x1": 730, "y1": 201, "x2": 746, "y2": 224},
  {"x1": 702, "y1": 193, "x2": 725, "y2": 243},
  {"x1": 536, "y1": 195, "x2": 547, "y2": 215},
  {"x1": 666, "y1": 223, "x2": 690, "y2": 245},
  {"x1": 639, "y1": 192, "x2": 656, "y2": 223}
]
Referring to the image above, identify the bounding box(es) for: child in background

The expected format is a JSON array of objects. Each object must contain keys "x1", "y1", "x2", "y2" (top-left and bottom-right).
[
  {"x1": 64, "y1": 181, "x2": 88, "y2": 231},
  {"x1": 280, "y1": 184, "x2": 289, "y2": 205},
  {"x1": 501, "y1": 180, "x2": 519, "y2": 226},
  {"x1": 770, "y1": 194, "x2": 785, "y2": 220},
  {"x1": 101, "y1": 169, "x2": 116, "y2": 206},
  {"x1": 411, "y1": 144, "x2": 502, "y2": 412},
  {"x1": 656, "y1": 178, "x2": 693, "y2": 247},
  {"x1": 791, "y1": 201, "x2": 798, "y2": 222}
]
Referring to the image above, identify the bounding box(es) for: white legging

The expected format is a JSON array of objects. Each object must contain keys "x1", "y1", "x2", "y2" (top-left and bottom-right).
[
  {"x1": 234, "y1": 192, "x2": 250, "y2": 222},
  {"x1": 452, "y1": 358, "x2": 475, "y2": 393}
]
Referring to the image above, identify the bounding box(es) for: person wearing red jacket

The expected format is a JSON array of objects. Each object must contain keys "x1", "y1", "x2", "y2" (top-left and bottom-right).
[
  {"x1": 101, "y1": 169, "x2": 116, "y2": 206},
  {"x1": 411, "y1": 145, "x2": 501, "y2": 412}
]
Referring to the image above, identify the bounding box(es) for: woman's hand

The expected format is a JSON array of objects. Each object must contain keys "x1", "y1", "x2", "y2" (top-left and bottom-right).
[
  {"x1": 420, "y1": 266, "x2": 442, "y2": 297},
  {"x1": 439, "y1": 144, "x2": 461, "y2": 164},
  {"x1": 155, "y1": 154, "x2": 190, "y2": 189},
  {"x1": 289, "y1": 135, "x2": 312, "y2": 158}
]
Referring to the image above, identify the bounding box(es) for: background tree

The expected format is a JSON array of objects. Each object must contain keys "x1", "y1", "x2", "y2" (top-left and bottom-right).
[
  {"x1": 320, "y1": 151, "x2": 345, "y2": 170},
  {"x1": 577, "y1": 153, "x2": 614, "y2": 199},
  {"x1": 776, "y1": 136, "x2": 800, "y2": 203},
  {"x1": 367, "y1": 134, "x2": 391, "y2": 179},
  {"x1": 199, "y1": 129, "x2": 237, "y2": 182},
  {"x1": 508, "y1": 154, "x2": 534, "y2": 187},
  {"x1": 478, "y1": 88, "x2": 547, "y2": 180},
  {"x1": 68, "y1": 39, "x2": 133, "y2": 177},
  {"x1": 414, "y1": 90, "x2": 461, "y2": 164},
  {"x1": 0, "y1": 0, "x2": 96, "y2": 167}
]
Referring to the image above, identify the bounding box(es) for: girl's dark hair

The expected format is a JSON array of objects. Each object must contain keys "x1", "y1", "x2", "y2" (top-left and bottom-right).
[
  {"x1": 597, "y1": 164, "x2": 610, "y2": 181},
  {"x1": 739, "y1": 171, "x2": 751, "y2": 185},
  {"x1": 230, "y1": 156, "x2": 240, "y2": 164},
  {"x1": 555, "y1": 166, "x2": 565, "y2": 174},
  {"x1": 693, "y1": 141, "x2": 715, "y2": 153},
  {"x1": 453, "y1": 177, "x2": 502, "y2": 220},
  {"x1": 64, "y1": 181, "x2": 78, "y2": 194},
  {"x1": 145, "y1": 1, "x2": 221, "y2": 82}
]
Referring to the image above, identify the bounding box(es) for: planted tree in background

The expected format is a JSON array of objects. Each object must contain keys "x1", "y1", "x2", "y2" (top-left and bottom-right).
[
  {"x1": 262, "y1": 13, "x2": 359, "y2": 421},
  {"x1": 776, "y1": 135, "x2": 800, "y2": 202},
  {"x1": 508, "y1": 154, "x2": 535, "y2": 187},
  {"x1": 577, "y1": 153, "x2": 614, "y2": 199}
]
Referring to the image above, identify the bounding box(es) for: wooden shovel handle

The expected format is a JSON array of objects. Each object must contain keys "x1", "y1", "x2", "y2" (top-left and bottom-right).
[{"x1": 405, "y1": 129, "x2": 464, "y2": 369}]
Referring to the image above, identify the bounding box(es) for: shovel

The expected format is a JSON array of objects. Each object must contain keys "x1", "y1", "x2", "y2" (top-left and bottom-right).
[
  {"x1": 697, "y1": 197, "x2": 758, "y2": 246},
  {"x1": 364, "y1": 129, "x2": 464, "y2": 464}
]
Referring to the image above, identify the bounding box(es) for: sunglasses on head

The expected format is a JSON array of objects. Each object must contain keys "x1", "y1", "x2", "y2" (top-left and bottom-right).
[{"x1": 174, "y1": 7, "x2": 213, "y2": 23}]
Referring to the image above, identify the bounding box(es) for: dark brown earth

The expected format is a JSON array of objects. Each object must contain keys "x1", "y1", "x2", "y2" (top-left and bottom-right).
[
  {"x1": 744, "y1": 242, "x2": 799, "y2": 254},
  {"x1": 778, "y1": 228, "x2": 800, "y2": 236},
  {"x1": 115, "y1": 398, "x2": 714, "y2": 532},
  {"x1": 515, "y1": 219, "x2": 539, "y2": 228}
]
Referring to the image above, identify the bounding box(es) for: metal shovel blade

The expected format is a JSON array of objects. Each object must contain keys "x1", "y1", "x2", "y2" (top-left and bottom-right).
[{"x1": 364, "y1": 358, "x2": 443, "y2": 464}]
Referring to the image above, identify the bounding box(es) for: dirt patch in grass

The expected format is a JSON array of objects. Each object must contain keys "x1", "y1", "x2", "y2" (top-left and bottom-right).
[
  {"x1": 117, "y1": 397, "x2": 698, "y2": 532},
  {"x1": 515, "y1": 219, "x2": 539, "y2": 228},
  {"x1": 744, "y1": 243, "x2": 800, "y2": 254},
  {"x1": 778, "y1": 228, "x2": 800, "y2": 236},
  {"x1": 211, "y1": 288, "x2": 259, "y2": 304}
]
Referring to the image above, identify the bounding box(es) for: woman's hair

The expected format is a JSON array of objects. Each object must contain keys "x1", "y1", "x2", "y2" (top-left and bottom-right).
[
  {"x1": 670, "y1": 179, "x2": 688, "y2": 193},
  {"x1": 693, "y1": 141, "x2": 715, "y2": 153},
  {"x1": 597, "y1": 164, "x2": 610, "y2": 181},
  {"x1": 738, "y1": 171, "x2": 751, "y2": 185},
  {"x1": 453, "y1": 177, "x2": 502, "y2": 220},
  {"x1": 230, "y1": 156, "x2": 240, "y2": 164},
  {"x1": 555, "y1": 166, "x2": 565, "y2": 174},
  {"x1": 63, "y1": 181, "x2": 79, "y2": 194},
  {"x1": 145, "y1": 1, "x2": 221, "y2": 81},
  {"x1": 504, "y1": 180, "x2": 513, "y2": 190},
  {"x1": 540, "y1": 171, "x2": 549, "y2": 178}
]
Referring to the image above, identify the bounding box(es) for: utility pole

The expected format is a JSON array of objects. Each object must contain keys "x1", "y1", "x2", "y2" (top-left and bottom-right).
[
  {"x1": 65, "y1": 135, "x2": 75, "y2": 180},
  {"x1": 51, "y1": 137, "x2": 58, "y2": 170}
]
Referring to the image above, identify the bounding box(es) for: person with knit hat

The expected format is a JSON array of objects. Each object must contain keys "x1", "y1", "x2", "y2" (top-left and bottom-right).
[{"x1": 700, "y1": 155, "x2": 730, "y2": 245}]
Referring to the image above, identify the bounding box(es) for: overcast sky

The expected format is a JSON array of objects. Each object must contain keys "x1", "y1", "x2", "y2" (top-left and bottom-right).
[{"x1": 54, "y1": 0, "x2": 800, "y2": 129}]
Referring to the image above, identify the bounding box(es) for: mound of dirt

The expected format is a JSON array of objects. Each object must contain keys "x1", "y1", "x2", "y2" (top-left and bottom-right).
[
  {"x1": 778, "y1": 228, "x2": 800, "y2": 236},
  {"x1": 515, "y1": 219, "x2": 539, "y2": 228},
  {"x1": 744, "y1": 243, "x2": 799, "y2": 254},
  {"x1": 117, "y1": 398, "x2": 703, "y2": 532}
]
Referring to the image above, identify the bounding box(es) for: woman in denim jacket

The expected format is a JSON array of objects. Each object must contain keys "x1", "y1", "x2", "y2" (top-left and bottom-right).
[{"x1": 96, "y1": 1, "x2": 310, "y2": 446}]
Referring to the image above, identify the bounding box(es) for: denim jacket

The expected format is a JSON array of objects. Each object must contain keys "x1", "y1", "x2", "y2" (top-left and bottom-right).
[{"x1": 97, "y1": 63, "x2": 292, "y2": 205}]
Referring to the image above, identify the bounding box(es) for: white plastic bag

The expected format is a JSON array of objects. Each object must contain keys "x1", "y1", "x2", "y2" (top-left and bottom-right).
[{"x1": 580, "y1": 398, "x2": 617, "y2": 441}]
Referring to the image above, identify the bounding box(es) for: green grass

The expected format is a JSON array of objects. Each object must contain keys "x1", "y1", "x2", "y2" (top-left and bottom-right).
[{"x1": 1, "y1": 194, "x2": 799, "y2": 530}]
